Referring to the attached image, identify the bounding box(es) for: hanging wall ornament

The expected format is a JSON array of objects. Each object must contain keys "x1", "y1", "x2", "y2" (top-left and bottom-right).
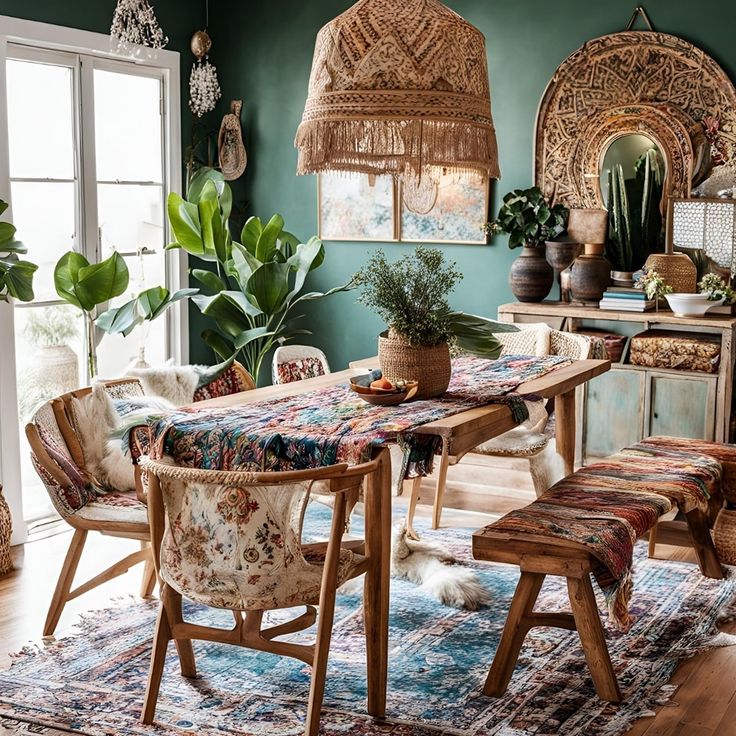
[
  {"x1": 110, "y1": 0, "x2": 168, "y2": 55},
  {"x1": 218, "y1": 100, "x2": 247, "y2": 180},
  {"x1": 189, "y1": 22, "x2": 221, "y2": 117}
]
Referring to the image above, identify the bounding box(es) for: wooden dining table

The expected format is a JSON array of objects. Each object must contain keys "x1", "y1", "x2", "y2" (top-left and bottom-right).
[{"x1": 188, "y1": 355, "x2": 610, "y2": 719}]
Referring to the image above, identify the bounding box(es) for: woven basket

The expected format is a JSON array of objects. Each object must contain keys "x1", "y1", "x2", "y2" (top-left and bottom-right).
[
  {"x1": 0, "y1": 485, "x2": 13, "y2": 576},
  {"x1": 643, "y1": 253, "x2": 697, "y2": 293},
  {"x1": 713, "y1": 508, "x2": 736, "y2": 565},
  {"x1": 378, "y1": 330, "x2": 451, "y2": 399}
]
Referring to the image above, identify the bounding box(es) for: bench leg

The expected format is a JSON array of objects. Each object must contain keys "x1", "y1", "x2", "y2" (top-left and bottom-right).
[
  {"x1": 567, "y1": 575, "x2": 621, "y2": 703},
  {"x1": 483, "y1": 571, "x2": 545, "y2": 697},
  {"x1": 685, "y1": 508, "x2": 724, "y2": 579}
]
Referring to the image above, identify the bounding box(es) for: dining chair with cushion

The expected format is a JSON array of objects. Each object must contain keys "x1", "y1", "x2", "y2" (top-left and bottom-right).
[
  {"x1": 272, "y1": 345, "x2": 331, "y2": 384},
  {"x1": 406, "y1": 330, "x2": 604, "y2": 538},
  {"x1": 25, "y1": 378, "x2": 154, "y2": 637},
  {"x1": 138, "y1": 456, "x2": 377, "y2": 736}
]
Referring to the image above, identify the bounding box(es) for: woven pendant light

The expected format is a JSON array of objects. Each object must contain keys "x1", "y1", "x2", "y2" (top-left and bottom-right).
[{"x1": 295, "y1": 0, "x2": 500, "y2": 180}]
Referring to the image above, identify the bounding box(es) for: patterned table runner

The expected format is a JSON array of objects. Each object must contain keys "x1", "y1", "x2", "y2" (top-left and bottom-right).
[{"x1": 145, "y1": 355, "x2": 570, "y2": 477}]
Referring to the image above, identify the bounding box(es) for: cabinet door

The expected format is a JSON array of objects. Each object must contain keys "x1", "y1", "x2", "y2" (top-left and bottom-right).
[
  {"x1": 647, "y1": 373, "x2": 717, "y2": 440},
  {"x1": 583, "y1": 369, "x2": 645, "y2": 460}
]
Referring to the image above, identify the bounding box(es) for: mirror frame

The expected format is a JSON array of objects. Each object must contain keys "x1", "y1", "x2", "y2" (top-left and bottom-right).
[{"x1": 535, "y1": 31, "x2": 736, "y2": 209}]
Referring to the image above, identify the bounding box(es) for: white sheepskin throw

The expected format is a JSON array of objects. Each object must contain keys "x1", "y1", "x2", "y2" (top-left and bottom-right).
[
  {"x1": 70, "y1": 384, "x2": 174, "y2": 493},
  {"x1": 126, "y1": 364, "x2": 201, "y2": 406}
]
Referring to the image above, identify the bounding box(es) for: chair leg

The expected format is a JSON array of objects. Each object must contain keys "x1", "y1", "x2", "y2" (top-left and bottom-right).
[
  {"x1": 648, "y1": 525, "x2": 658, "y2": 558},
  {"x1": 483, "y1": 571, "x2": 545, "y2": 697},
  {"x1": 405, "y1": 477, "x2": 422, "y2": 541},
  {"x1": 566, "y1": 575, "x2": 621, "y2": 702},
  {"x1": 431, "y1": 439, "x2": 451, "y2": 530},
  {"x1": 161, "y1": 584, "x2": 197, "y2": 678},
  {"x1": 43, "y1": 528, "x2": 87, "y2": 637},
  {"x1": 141, "y1": 603, "x2": 172, "y2": 725},
  {"x1": 140, "y1": 542, "x2": 157, "y2": 598},
  {"x1": 305, "y1": 492, "x2": 347, "y2": 736},
  {"x1": 686, "y1": 508, "x2": 724, "y2": 579}
]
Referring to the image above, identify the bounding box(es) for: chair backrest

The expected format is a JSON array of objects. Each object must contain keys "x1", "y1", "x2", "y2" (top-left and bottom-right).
[
  {"x1": 496, "y1": 323, "x2": 551, "y2": 357},
  {"x1": 272, "y1": 345, "x2": 330, "y2": 385},
  {"x1": 140, "y1": 458, "x2": 375, "y2": 610},
  {"x1": 193, "y1": 360, "x2": 256, "y2": 401},
  {"x1": 549, "y1": 330, "x2": 594, "y2": 360}
]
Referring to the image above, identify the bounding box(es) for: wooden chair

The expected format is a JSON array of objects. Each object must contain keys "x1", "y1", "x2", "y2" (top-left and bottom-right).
[
  {"x1": 406, "y1": 330, "x2": 597, "y2": 537},
  {"x1": 192, "y1": 360, "x2": 256, "y2": 400},
  {"x1": 272, "y1": 345, "x2": 331, "y2": 385},
  {"x1": 139, "y1": 456, "x2": 378, "y2": 736},
  {"x1": 25, "y1": 378, "x2": 154, "y2": 637}
]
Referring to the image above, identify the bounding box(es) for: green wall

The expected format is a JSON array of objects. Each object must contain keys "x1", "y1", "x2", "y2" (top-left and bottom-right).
[{"x1": 205, "y1": 0, "x2": 736, "y2": 370}]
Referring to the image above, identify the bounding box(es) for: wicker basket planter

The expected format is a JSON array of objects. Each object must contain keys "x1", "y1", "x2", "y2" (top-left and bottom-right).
[
  {"x1": 713, "y1": 508, "x2": 736, "y2": 565},
  {"x1": 378, "y1": 330, "x2": 451, "y2": 399},
  {"x1": 0, "y1": 485, "x2": 13, "y2": 576}
]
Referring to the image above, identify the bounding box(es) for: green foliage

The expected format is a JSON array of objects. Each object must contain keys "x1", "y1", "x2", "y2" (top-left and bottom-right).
[
  {"x1": 166, "y1": 167, "x2": 351, "y2": 383},
  {"x1": 54, "y1": 250, "x2": 129, "y2": 312},
  {"x1": 636, "y1": 269, "x2": 672, "y2": 301},
  {"x1": 699, "y1": 273, "x2": 736, "y2": 304},
  {"x1": 486, "y1": 187, "x2": 568, "y2": 249},
  {"x1": 606, "y1": 149, "x2": 664, "y2": 272},
  {"x1": 24, "y1": 305, "x2": 79, "y2": 347},
  {"x1": 353, "y1": 246, "x2": 517, "y2": 354},
  {"x1": 0, "y1": 199, "x2": 37, "y2": 302},
  {"x1": 96, "y1": 286, "x2": 199, "y2": 336}
]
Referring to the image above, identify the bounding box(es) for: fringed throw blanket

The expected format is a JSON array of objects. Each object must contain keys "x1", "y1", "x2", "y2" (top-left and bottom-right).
[{"x1": 145, "y1": 355, "x2": 569, "y2": 478}]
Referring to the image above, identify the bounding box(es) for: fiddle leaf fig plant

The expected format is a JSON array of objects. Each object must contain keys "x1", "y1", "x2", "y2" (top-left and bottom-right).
[
  {"x1": 54, "y1": 250, "x2": 129, "y2": 376},
  {"x1": 0, "y1": 199, "x2": 37, "y2": 302},
  {"x1": 485, "y1": 187, "x2": 568, "y2": 249},
  {"x1": 166, "y1": 167, "x2": 353, "y2": 383}
]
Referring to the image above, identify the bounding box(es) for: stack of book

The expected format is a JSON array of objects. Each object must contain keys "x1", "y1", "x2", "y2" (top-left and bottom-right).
[{"x1": 599, "y1": 287, "x2": 655, "y2": 311}]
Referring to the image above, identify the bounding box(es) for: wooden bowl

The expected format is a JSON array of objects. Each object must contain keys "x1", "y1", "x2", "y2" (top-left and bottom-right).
[{"x1": 349, "y1": 373, "x2": 419, "y2": 406}]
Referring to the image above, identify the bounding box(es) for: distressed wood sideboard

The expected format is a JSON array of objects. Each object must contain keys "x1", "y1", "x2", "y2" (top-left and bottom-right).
[{"x1": 498, "y1": 302, "x2": 736, "y2": 463}]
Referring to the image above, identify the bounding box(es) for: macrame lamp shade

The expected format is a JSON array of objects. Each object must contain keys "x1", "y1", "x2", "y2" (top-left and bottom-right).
[{"x1": 295, "y1": 0, "x2": 500, "y2": 181}]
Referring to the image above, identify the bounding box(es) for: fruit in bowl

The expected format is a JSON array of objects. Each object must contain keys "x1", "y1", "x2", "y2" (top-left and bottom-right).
[{"x1": 350, "y1": 371, "x2": 419, "y2": 405}]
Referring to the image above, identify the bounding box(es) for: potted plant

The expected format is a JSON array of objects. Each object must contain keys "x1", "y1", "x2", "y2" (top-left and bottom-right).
[
  {"x1": 485, "y1": 187, "x2": 568, "y2": 302},
  {"x1": 24, "y1": 306, "x2": 80, "y2": 394},
  {"x1": 353, "y1": 247, "x2": 516, "y2": 399}
]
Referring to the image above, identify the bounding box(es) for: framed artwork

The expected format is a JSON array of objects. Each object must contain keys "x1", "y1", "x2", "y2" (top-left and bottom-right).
[{"x1": 318, "y1": 171, "x2": 489, "y2": 245}]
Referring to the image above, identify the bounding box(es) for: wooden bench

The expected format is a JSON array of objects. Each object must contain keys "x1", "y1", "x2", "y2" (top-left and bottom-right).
[{"x1": 472, "y1": 437, "x2": 726, "y2": 702}]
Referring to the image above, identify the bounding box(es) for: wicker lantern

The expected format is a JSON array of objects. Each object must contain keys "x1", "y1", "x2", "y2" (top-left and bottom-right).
[{"x1": 295, "y1": 0, "x2": 500, "y2": 182}]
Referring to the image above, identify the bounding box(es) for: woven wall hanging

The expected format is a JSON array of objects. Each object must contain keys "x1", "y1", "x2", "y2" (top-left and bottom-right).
[{"x1": 295, "y1": 0, "x2": 500, "y2": 182}]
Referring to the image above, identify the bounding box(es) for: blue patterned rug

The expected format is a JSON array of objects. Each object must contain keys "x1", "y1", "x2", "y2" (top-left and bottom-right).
[{"x1": 0, "y1": 505, "x2": 734, "y2": 736}]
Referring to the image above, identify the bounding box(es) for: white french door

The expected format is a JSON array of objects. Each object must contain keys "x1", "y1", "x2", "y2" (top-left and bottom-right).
[{"x1": 0, "y1": 17, "x2": 184, "y2": 541}]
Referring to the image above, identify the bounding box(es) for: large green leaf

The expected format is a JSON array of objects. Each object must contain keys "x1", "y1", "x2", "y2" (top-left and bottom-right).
[
  {"x1": 95, "y1": 298, "x2": 140, "y2": 336},
  {"x1": 1, "y1": 259, "x2": 37, "y2": 302},
  {"x1": 286, "y1": 237, "x2": 325, "y2": 301},
  {"x1": 193, "y1": 291, "x2": 256, "y2": 338},
  {"x1": 191, "y1": 268, "x2": 227, "y2": 293},
  {"x1": 255, "y1": 214, "x2": 285, "y2": 262},
  {"x1": 167, "y1": 193, "x2": 212, "y2": 259},
  {"x1": 75, "y1": 251, "x2": 129, "y2": 311},
  {"x1": 187, "y1": 167, "x2": 225, "y2": 203},
  {"x1": 201, "y1": 329, "x2": 236, "y2": 361},
  {"x1": 246, "y1": 261, "x2": 290, "y2": 314},
  {"x1": 234, "y1": 326, "x2": 275, "y2": 350},
  {"x1": 231, "y1": 241, "x2": 261, "y2": 290},
  {"x1": 241, "y1": 217, "x2": 262, "y2": 256},
  {"x1": 54, "y1": 251, "x2": 91, "y2": 309},
  {"x1": 0, "y1": 222, "x2": 16, "y2": 244}
]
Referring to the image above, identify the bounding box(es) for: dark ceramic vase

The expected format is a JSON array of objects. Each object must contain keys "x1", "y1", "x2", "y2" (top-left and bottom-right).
[
  {"x1": 509, "y1": 246, "x2": 554, "y2": 302},
  {"x1": 546, "y1": 239, "x2": 583, "y2": 300},
  {"x1": 569, "y1": 245, "x2": 612, "y2": 304}
]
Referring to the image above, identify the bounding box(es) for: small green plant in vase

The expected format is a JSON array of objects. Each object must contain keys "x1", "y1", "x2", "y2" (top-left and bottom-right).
[
  {"x1": 485, "y1": 187, "x2": 568, "y2": 303},
  {"x1": 354, "y1": 247, "x2": 518, "y2": 399},
  {"x1": 636, "y1": 269, "x2": 672, "y2": 310}
]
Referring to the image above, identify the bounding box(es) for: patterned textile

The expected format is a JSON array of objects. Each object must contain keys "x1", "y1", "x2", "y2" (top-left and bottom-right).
[
  {"x1": 639, "y1": 435, "x2": 736, "y2": 504},
  {"x1": 192, "y1": 364, "x2": 252, "y2": 402},
  {"x1": 276, "y1": 356, "x2": 326, "y2": 384},
  {"x1": 147, "y1": 356, "x2": 570, "y2": 478},
  {"x1": 488, "y1": 489, "x2": 671, "y2": 630},
  {"x1": 0, "y1": 511, "x2": 734, "y2": 736},
  {"x1": 75, "y1": 491, "x2": 148, "y2": 525},
  {"x1": 630, "y1": 331, "x2": 721, "y2": 373},
  {"x1": 157, "y1": 474, "x2": 360, "y2": 610}
]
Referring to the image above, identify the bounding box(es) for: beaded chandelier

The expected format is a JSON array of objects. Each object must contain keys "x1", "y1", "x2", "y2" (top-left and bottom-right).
[
  {"x1": 110, "y1": 0, "x2": 168, "y2": 54},
  {"x1": 295, "y1": 0, "x2": 500, "y2": 181}
]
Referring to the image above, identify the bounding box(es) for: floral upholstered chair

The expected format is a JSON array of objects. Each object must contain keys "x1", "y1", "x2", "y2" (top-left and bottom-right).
[
  {"x1": 139, "y1": 457, "x2": 378, "y2": 736},
  {"x1": 25, "y1": 378, "x2": 154, "y2": 636},
  {"x1": 192, "y1": 360, "x2": 255, "y2": 400},
  {"x1": 272, "y1": 345, "x2": 331, "y2": 384},
  {"x1": 406, "y1": 330, "x2": 604, "y2": 537}
]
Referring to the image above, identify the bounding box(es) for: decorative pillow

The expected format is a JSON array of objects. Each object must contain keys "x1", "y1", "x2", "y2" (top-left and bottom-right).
[
  {"x1": 497, "y1": 323, "x2": 551, "y2": 357},
  {"x1": 276, "y1": 356, "x2": 326, "y2": 384}
]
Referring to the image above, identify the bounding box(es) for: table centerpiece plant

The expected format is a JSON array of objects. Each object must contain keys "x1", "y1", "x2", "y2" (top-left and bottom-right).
[
  {"x1": 353, "y1": 246, "x2": 519, "y2": 399},
  {"x1": 484, "y1": 187, "x2": 568, "y2": 303}
]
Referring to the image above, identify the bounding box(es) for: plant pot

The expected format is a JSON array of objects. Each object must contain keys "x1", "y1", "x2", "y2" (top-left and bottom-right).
[
  {"x1": 611, "y1": 270, "x2": 635, "y2": 287},
  {"x1": 37, "y1": 344, "x2": 79, "y2": 396},
  {"x1": 378, "y1": 330, "x2": 451, "y2": 399},
  {"x1": 546, "y1": 239, "x2": 582, "y2": 301},
  {"x1": 509, "y1": 246, "x2": 554, "y2": 303},
  {"x1": 569, "y1": 244, "x2": 612, "y2": 304},
  {"x1": 0, "y1": 485, "x2": 12, "y2": 575}
]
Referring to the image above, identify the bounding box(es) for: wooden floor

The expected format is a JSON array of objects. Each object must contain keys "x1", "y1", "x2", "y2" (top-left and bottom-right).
[{"x1": 1, "y1": 453, "x2": 736, "y2": 735}]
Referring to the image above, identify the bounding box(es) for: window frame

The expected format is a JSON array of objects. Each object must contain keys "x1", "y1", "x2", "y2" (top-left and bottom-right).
[{"x1": 0, "y1": 15, "x2": 184, "y2": 544}]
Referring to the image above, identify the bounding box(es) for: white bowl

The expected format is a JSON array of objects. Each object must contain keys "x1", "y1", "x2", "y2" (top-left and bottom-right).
[{"x1": 665, "y1": 293, "x2": 724, "y2": 317}]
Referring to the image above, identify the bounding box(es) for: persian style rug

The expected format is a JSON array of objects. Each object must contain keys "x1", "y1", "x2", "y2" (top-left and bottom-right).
[{"x1": 1, "y1": 513, "x2": 734, "y2": 736}]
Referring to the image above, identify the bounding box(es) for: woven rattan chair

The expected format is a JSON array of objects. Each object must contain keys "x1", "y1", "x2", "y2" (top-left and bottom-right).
[
  {"x1": 139, "y1": 457, "x2": 377, "y2": 735},
  {"x1": 406, "y1": 331, "x2": 601, "y2": 538},
  {"x1": 26, "y1": 378, "x2": 154, "y2": 637},
  {"x1": 272, "y1": 345, "x2": 331, "y2": 384},
  {"x1": 192, "y1": 360, "x2": 256, "y2": 400}
]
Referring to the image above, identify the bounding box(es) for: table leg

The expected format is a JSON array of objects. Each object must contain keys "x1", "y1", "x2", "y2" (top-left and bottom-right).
[
  {"x1": 555, "y1": 389, "x2": 576, "y2": 476},
  {"x1": 363, "y1": 446, "x2": 391, "y2": 719}
]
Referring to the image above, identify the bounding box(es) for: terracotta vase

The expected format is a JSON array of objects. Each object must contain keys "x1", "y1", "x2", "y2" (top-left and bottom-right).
[{"x1": 509, "y1": 246, "x2": 554, "y2": 303}]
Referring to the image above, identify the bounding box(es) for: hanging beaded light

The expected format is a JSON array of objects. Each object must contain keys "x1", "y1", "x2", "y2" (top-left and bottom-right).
[
  {"x1": 295, "y1": 0, "x2": 500, "y2": 182},
  {"x1": 110, "y1": 0, "x2": 168, "y2": 55},
  {"x1": 188, "y1": 1, "x2": 222, "y2": 118}
]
